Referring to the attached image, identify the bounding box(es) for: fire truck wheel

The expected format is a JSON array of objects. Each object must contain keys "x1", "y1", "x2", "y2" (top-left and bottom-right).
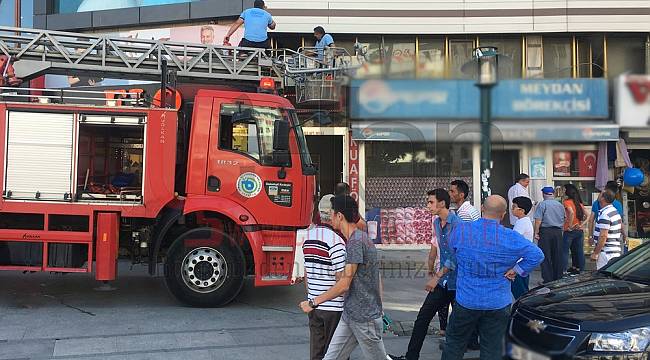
[{"x1": 164, "y1": 227, "x2": 245, "y2": 307}]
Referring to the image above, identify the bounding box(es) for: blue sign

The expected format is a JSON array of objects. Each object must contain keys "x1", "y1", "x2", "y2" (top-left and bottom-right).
[{"x1": 349, "y1": 79, "x2": 609, "y2": 119}]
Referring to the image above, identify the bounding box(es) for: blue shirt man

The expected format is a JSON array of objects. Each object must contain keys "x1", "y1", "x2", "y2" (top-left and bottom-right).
[
  {"x1": 314, "y1": 26, "x2": 335, "y2": 61},
  {"x1": 433, "y1": 211, "x2": 460, "y2": 290},
  {"x1": 241, "y1": 7, "x2": 273, "y2": 42},
  {"x1": 441, "y1": 195, "x2": 544, "y2": 360},
  {"x1": 224, "y1": 0, "x2": 276, "y2": 48},
  {"x1": 451, "y1": 218, "x2": 544, "y2": 311},
  {"x1": 389, "y1": 189, "x2": 459, "y2": 360}
]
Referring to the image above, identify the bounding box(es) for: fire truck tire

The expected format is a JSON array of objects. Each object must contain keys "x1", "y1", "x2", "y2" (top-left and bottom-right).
[{"x1": 164, "y1": 227, "x2": 245, "y2": 307}]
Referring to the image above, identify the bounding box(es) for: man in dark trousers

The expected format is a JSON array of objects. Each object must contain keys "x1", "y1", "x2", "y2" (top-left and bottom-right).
[
  {"x1": 389, "y1": 189, "x2": 460, "y2": 360},
  {"x1": 441, "y1": 195, "x2": 544, "y2": 360},
  {"x1": 534, "y1": 186, "x2": 566, "y2": 282},
  {"x1": 300, "y1": 195, "x2": 388, "y2": 359}
]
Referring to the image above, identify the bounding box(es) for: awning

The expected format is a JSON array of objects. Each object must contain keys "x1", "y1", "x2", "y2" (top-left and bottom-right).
[{"x1": 351, "y1": 120, "x2": 619, "y2": 143}]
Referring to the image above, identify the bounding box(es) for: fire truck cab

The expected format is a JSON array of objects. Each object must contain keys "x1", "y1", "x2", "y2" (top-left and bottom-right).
[{"x1": 0, "y1": 84, "x2": 316, "y2": 307}]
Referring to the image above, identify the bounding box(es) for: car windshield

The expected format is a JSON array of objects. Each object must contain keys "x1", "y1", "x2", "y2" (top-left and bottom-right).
[{"x1": 599, "y1": 243, "x2": 650, "y2": 284}]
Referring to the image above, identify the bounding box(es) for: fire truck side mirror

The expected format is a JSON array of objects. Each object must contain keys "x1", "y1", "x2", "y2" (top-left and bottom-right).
[
  {"x1": 273, "y1": 120, "x2": 290, "y2": 152},
  {"x1": 272, "y1": 120, "x2": 290, "y2": 167}
]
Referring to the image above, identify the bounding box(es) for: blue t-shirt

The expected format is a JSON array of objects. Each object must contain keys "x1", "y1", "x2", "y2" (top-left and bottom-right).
[
  {"x1": 240, "y1": 8, "x2": 273, "y2": 42},
  {"x1": 592, "y1": 199, "x2": 623, "y2": 219},
  {"x1": 315, "y1": 34, "x2": 334, "y2": 59}
]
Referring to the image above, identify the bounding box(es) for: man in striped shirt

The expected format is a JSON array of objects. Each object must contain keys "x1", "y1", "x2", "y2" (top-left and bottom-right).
[
  {"x1": 591, "y1": 189, "x2": 623, "y2": 270},
  {"x1": 449, "y1": 180, "x2": 480, "y2": 222},
  {"x1": 302, "y1": 194, "x2": 347, "y2": 360}
]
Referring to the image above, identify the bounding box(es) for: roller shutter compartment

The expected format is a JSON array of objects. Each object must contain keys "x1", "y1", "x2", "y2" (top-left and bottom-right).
[{"x1": 4, "y1": 112, "x2": 74, "y2": 201}]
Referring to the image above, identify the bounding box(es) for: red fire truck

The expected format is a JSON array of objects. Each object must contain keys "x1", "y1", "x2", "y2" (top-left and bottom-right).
[{"x1": 0, "y1": 26, "x2": 339, "y2": 306}]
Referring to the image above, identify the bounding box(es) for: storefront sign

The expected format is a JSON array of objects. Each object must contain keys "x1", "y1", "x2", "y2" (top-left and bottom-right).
[
  {"x1": 615, "y1": 75, "x2": 650, "y2": 128},
  {"x1": 351, "y1": 121, "x2": 619, "y2": 143},
  {"x1": 350, "y1": 79, "x2": 609, "y2": 120},
  {"x1": 348, "y1": 131, "x2": 360, "y2": 201}
]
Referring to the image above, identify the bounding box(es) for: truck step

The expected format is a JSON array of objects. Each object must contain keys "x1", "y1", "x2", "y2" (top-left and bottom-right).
[
  {"x1": 261, "y1": 246, "x2": 293, "y2": 252},
  {"x1": 261, "y1": 275, "x2": 289, "y2": 281}
]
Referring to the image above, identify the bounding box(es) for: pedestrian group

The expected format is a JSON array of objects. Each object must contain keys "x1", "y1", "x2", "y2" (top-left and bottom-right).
[{"x1": 298, "y1": 175, "x2": 625, "y2": 360}]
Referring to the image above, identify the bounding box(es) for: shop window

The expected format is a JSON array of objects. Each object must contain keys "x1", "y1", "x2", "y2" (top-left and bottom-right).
[
  {"x1": 627, "y1": 149, "x2": 650, "y2": 238},
  {"x1": 554, "y1": 180, "x2": 599, "y2": 206},
  {"x1": 448, "y1": 39, "x2": 475, "y2": 79},
  {"x1": 525, "y1": 35, "x2": 543, "y2": 78},
  {"x1": 274, "y1": 33, "x2": 303, "y2": 51},
  {"x1": 355, "y1": 36, "x2": 383, "y2": 78},
  {"x1": 479, "y1": 36, "x2": 522, "y2": 78},
  {"x1": 383, "y1": 36, "x2": 416, "y2": 78},
  {"x1": 417, "y1": 37, "x2": 445, "y2": 79},
  {"x1": 576, "y1": 35, "x2": 605, "y2": 78},
  {"x1": 607, "y1": 35, "x2": 647, "y2": 79},
  {"x1": 552, "y1": 151, "x2": 598, "y2": 178},
  {"x1": 543, "y1": 36, "x2": 572, "y2": 78},
  {"x1": 331, "y1": 35, "x2": 357, "y2": 60},
  {"x1": 366, "y1": 142, "x2": 473, "y2": 178}
]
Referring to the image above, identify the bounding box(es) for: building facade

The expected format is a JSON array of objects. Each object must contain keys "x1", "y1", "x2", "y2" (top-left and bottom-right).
[{"x1": 25, "y1": 0, "x2": 650, "y2": 246}]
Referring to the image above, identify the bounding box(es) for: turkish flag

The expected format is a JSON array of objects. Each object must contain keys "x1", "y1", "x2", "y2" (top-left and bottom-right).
[{"x1": 578, "y1": 151, "x2": 597, "y2": 177}]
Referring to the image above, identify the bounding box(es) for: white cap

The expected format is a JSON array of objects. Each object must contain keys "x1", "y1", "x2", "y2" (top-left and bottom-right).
[{"x1": 318, "y1": 194, "x2": 335, "y2": 216}]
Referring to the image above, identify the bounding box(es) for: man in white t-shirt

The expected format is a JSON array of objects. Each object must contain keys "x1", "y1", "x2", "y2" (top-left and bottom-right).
[
  {"x1": 302, "y1": 194, "x2": 347, "y2": 360},
  {"x1": 508, "y1": 174, "x2": 531, "y2": 227},
  {"x1": 511, "y1": 196, "x2": 534, "y2": 299},
  {"x1": 450, "y1": 179, "x2": 480, "y2": 221}
]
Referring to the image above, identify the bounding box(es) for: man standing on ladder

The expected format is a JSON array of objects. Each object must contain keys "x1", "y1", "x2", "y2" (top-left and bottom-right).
[{"x1": 224, "y1": 0, "x2": 276, "y2": 49}]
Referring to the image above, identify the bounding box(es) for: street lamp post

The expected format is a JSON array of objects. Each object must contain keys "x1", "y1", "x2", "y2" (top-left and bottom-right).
[{"x1": 474, "y1": 46, "x2": 498, "y2": 203}]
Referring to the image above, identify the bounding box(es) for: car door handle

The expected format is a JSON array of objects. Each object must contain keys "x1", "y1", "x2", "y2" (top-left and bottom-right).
[{"x1": 207, "y1": 176, "x2": 221, "y2": 192}]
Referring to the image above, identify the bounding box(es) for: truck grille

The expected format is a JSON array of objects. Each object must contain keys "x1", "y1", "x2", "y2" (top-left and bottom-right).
[{"x1": 509, "y1": 307, "x2": 577, "y2": 354}]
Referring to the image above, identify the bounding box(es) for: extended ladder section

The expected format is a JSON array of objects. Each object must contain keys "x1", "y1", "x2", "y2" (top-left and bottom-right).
[
  {"x1": 0, "y1": 26, "x2": 280, "y2": 84},
  {"x1": 274, "y1": 46, "x2": 361, "y2": 104},
  {"x1": 0, "y1": 26, "x2": 360, "y2": 105}
]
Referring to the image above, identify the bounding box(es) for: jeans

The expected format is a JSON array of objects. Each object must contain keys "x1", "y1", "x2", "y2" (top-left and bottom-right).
[
  {"x1": 538, "y1": 227, "x2": 564, "y2": 282},
  {"x1": 441, "y1": 303, "x2": 511, "y2": 360},
  {"x1": 562, "y1": 230, "x2": 585, "y2": 272},
  {"x1": 510, "y1": 275, "x2": 529, "y2": 300},
  {"x1": 405, "y1": 285, "x2": 455, "y2": 360},
  {"x1": 323, "y1": 316, "x2": 387, "y2": 360}
]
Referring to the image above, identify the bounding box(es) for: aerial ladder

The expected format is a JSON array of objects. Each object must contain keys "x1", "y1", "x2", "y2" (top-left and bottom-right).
[{"x1": 0, "y1": 25, "x2": 358, "y2": 106}]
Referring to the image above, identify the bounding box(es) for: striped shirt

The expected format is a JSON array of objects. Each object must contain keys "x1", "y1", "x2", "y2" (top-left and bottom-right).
[
  {"x1": 593, "y1": 204, "x2": 623, "y2": 257},
  {"x1": 303, "y1": 225, "x2": 347, "y2": 312},
  {"x1": 456, "y1": 201, "x2": 480, "y2": 222}
]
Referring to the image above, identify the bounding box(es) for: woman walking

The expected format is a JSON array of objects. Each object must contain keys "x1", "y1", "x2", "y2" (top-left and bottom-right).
[{"x1": 562, "y1": 184, "x2": 587, "y2": 275}]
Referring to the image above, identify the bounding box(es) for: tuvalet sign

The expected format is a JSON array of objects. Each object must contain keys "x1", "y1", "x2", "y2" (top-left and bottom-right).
[{"x1": 615, "y1": 75, "x2": 650, "y2": 128}]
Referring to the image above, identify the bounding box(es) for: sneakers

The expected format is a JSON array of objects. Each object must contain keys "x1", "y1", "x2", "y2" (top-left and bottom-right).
[{"x1": 388, "y1": 355, "x2": 407, "y2": 360}]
